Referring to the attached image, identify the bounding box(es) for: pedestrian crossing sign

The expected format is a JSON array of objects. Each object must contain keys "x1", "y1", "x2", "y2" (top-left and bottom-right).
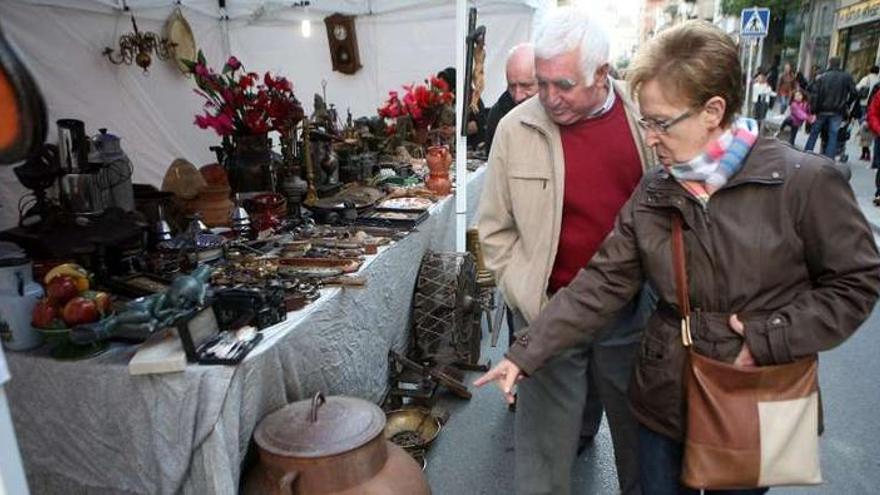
[{"x1": 741, "y1": 7, "x2": 770, "y2": 38}]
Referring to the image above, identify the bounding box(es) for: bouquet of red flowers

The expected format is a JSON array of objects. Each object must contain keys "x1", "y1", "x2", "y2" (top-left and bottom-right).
[
  {"x1": 378, "y1": 76, "x2": 454, "y2": 132},
  {"x1": 185, "y1": 51, "x2": 304, "y2": 136}
]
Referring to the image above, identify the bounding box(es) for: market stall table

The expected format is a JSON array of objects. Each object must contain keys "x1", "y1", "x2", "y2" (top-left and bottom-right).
[{"x1": 4, "y1": 166, "x2": 486, "y2": 495}]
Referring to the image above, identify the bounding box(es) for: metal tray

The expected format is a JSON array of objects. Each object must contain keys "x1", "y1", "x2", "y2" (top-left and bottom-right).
[{"x1": 355, "y1": 209, "x2": 429, "y2": 230}]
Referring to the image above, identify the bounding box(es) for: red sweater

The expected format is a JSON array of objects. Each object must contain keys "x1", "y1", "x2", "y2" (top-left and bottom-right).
[{"x1": 548, "y1": 96, "x2": 643, "y2": 293}]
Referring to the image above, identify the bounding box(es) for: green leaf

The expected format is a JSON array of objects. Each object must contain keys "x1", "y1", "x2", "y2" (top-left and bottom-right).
[{"x1": 720, "y1": 0, "x2": 804, "y2": 17}]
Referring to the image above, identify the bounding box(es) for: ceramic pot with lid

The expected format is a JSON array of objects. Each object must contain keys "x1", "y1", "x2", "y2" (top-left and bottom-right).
[
  {"x1": 424, "y1": 145, "x2": 452, "y2": 196},
  {"x1": 0, "y1": 242, "x2": 44, "y2": 351},
  {"x1": 245, "y1": 392, "x2": 430, "y2": 495}
]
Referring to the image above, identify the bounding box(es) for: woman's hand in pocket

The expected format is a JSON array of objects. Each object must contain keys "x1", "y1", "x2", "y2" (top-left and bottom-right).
[{"x1": 729, "y1": 314, "x2": 757, "y2": 367}]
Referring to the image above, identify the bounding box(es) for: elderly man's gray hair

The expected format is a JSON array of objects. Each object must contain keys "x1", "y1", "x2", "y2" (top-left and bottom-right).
[{"x1": 532, "y1": 6, "x2": 610, "y2": 87}]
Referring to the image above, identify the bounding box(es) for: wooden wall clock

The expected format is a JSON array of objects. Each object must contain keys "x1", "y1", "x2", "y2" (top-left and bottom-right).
[{"x1": 324, "y1": 14, "x2": 361, "y2": 75}]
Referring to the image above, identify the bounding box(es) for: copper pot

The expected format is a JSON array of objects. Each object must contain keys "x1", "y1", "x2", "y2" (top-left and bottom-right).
[{"x1": 245, "y1": 392, "x2": 431, "y2": 495}]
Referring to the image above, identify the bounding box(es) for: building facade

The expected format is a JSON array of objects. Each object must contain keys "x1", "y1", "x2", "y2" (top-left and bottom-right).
[{"x1": 835, "y1": 0, "x2": 880, "y2": 80}]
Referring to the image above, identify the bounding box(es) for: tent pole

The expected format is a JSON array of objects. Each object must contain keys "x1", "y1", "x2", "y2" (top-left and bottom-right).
[
  {"x1": 455, "y1": 0, "x2": 467, "y2": 253},
  {"x1": 219, "y1": 0, "x2": 230, "y2": 60}
]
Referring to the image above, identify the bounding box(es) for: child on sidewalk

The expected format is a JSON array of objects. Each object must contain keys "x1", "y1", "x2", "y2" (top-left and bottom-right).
[{"x1": 779, "y1": 89, "x2": 814, "y2": 145}]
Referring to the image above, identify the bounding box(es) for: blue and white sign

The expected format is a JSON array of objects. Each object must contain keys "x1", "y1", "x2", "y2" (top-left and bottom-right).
[{"x1": 741, "y1": 7, "x2": 770, "y2": 38}]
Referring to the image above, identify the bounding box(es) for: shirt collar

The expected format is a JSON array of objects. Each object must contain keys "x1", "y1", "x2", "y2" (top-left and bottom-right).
[{"x1": 588, "y1": 77, "x2": 616, "y2": 118}]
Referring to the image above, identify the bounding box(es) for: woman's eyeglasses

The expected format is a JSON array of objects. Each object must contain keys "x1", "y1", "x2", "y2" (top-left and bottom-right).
[{"x1": 637, "y1": 109, "x2": 694, "y2": 134}]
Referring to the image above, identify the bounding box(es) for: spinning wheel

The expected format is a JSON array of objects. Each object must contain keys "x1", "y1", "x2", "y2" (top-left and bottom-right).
[{"x1": 411, "y1": 252, "x2": 481, "y2": 366}]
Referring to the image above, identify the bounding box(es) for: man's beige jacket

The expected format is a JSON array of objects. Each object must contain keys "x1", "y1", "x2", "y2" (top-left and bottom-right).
[{"x1": 477, "y1": 79, "x2": 656, "y2": 323}]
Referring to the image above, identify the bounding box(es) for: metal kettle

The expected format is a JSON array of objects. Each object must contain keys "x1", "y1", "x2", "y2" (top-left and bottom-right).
[
  {"x1": 90, "y1": 128, "x2": 134, "y2": 211},
  {"x1": 244, "y1": 392, "x2": 430, "y2": 495}
]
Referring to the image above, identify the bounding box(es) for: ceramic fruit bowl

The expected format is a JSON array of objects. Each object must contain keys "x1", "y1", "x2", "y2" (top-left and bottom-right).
[{"x1": 33, "y1": 321, "x2": 109, "y2": 360}]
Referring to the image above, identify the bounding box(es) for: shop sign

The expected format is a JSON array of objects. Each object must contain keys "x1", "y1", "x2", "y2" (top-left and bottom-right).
[{"x1": 838, "y1": 0, "x2": 880, "y2": 30}]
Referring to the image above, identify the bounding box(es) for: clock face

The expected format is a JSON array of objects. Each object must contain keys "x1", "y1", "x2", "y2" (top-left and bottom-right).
[{"x1": 333, "y1": 24, "x2": 348, "y2": 41}]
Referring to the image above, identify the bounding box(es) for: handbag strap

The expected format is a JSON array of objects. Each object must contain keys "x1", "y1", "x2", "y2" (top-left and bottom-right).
[{"x1": 671, "y1": 214, "x2": 694, "y2": 347}]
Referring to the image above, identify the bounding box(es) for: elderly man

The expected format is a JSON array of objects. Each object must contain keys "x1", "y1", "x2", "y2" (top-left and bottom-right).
[
  {"x1": 485, "y1": 43, "x2": 539, "y2": 151},
  {"x1": 476, "y1": 7, "x2": 655, "y2": 495}
]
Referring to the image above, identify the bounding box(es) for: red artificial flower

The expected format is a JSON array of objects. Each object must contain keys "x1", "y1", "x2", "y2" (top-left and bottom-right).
[
  {"x1": 244, "y1": 109, "x2": 270, "y2": 134},
  {"x1": 414, "y1": 85, "x2": 431, "y2": 109},
  {"x1": 195, "y1": 112, "x2": 235, "y2": 136},
  {"x1": 431, "y1": 76, "x2": 449, "y2": 93},
  {"x1": 188, "y1": 50, "x2": 302, "y2": 136},
  {"x1": 224, "y1": 56, "x2": 241, "y2": 72},
  {"x1": 378, "y1": 76, "x2": 453, "y2": 131},
  {"x1": 267, "y1": 98, "x2": 289, "y2": 120},
  {"x1": 194, "y1": 64, "x2": 210, "y2": 78},
  {"x1": 275, "y1": 77, "x2": 293, "y2": 92}
]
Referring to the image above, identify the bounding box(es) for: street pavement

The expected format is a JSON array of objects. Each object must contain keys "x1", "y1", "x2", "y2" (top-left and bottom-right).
[{"x1": 425, "y1": 126, "x2": 880, "y2": 494}]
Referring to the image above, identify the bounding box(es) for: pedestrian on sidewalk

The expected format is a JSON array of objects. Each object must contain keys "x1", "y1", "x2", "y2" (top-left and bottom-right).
[
  {"x1": 476, "y1": 6, "x2": 656, "y2": 495},
  {"x1": 804, "y1": 57, "x2": 859, "y2": 158},
  {"x1": 766, "y1": 54, "x2": 780, "y2": 109},
  {"x1": 776, "y1": 62, "x2": 797, "y2": 114},
  {"x1": 751, "y1": 72, "x2": 773, "y2": 131},
  {"x1": 864, "y1": 81, "x2": 880, "y2": 204},
  {"x1": 856, "y1": 66, "x2": 879, "y2": 114},
  {"x1": 779, "y1": 89, "x2": 814, "y2": 145},
  {"x1": 477, "y1": 20, "x2": 880, "y2": 495},
  {"x1": 857, "y1": 67, "x2": 880, "y2": 161}
]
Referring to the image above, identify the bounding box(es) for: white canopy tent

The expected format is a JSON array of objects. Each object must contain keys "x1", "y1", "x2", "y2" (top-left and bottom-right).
[{"x1": 0, "y1": 0, "x2": 548, "y2": 234}]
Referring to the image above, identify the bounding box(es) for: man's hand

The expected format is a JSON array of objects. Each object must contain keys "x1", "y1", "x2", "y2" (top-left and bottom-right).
[
  {"x1": 473, "y1": 358, "x2": 523, "y2": 404},
  {"x1": 728, "y1": 314, "x2": 756, "y2": 367}
]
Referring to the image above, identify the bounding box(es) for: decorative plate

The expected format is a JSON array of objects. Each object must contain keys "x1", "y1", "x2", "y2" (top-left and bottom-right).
[
  {"x1": 377, "y1": 197, "x2": 434, "y2": 211},
  {"x1": 165, "y1": 7, "x2": 197, "y2": 74}
]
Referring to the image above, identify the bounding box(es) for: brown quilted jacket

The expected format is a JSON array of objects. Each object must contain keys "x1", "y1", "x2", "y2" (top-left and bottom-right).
[{"x1": 507, "y1": 137, "x2": 880, "y2": 439}]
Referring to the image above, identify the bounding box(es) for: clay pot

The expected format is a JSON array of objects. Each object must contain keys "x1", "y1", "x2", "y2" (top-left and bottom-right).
[
  {"x1": 184, "y1": 185, "x2": 233, "y2": 227},
  {"x1": 424, "y1": 145, "x2": 451, "y2": 196},
  {"x1": 244, "y1": 393, "x2": 430, "y2": 495},
  {"x1": 200, "y1": 163, "x2": 229, "y2": 187}
]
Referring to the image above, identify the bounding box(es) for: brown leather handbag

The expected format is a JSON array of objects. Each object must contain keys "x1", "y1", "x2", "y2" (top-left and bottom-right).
[{"x1": 671, "y1": 214, "x2": 823, "y2": 489}]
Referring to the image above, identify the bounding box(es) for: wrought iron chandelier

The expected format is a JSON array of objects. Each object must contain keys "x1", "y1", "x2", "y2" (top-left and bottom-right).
[{"x1": 103, "y1": 15, "x2": 175, "y2": 73}]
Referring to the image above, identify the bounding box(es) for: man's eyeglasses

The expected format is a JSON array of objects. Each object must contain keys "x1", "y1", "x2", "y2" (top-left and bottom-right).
[{"x1": 637, "y1": 109, "x2": 694, "y2": 134}]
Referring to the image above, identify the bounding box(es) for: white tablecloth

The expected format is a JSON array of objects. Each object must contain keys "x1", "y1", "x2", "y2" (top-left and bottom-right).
[{"x1": 4, "y1": 166, "x2": 486, "y2": 494}]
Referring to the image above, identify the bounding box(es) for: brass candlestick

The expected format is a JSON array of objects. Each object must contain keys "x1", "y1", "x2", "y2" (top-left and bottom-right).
[{"x1": 302, "y1": 118, "x2": 318, "y2": 206}]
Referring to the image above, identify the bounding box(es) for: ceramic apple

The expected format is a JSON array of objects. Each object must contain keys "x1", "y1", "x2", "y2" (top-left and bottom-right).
[
  {"x1": 62, "y1": 297, "x2": 100, "y2": 326},
  {"x1": 32, "y1": 298, "x2": 64, "y2": 329},
  {"x1": 46, "y1": 275, "x2": 79, "y2": 305}
]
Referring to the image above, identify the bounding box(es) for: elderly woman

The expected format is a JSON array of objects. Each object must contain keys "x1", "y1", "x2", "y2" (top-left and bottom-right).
[{"x1": 475, "y1": 21, "x2": 880, "y2": 494}]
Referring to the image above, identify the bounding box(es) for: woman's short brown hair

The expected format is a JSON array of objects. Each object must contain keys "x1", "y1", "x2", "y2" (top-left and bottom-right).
[{"x1": 628, "y1": 20, "x2": 743, "y2": 126}]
